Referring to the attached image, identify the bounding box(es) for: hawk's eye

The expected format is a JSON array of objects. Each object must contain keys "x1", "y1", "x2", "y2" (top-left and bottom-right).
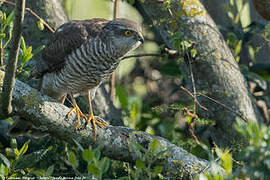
[{"x1": 124, "y1": 30, "x2": 133, "y2": 37}]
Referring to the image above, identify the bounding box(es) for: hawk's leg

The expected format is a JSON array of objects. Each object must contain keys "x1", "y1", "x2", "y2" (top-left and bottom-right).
[
  {"x1": 67, "y1": 94, "x2": 86, "y2": 130},
  {"x1": 86, "y1": 91, "x2": 108, "y2": 140}
]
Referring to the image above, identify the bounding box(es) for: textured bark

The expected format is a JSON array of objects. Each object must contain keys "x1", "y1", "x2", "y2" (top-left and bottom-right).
[
  {"x1": 135, "y1": 0, "x2": 263, "y2": 147},
  {"x1": 0, "y1": 0, "x2": 25, "y2": 117},
  {"x1": 252, "y1": 0, "x2": 270, "y2": 20},
  {"x1": 0, "y1": 70, "x2": 223, "y2": 178}
]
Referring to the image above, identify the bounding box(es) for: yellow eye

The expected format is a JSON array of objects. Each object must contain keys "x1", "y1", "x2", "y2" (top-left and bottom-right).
[{"x1": 124, "y1": 30, "x2": 133, "y2": 37}]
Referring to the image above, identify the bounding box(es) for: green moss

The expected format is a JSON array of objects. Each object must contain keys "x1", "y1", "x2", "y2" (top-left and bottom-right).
[
  {"x1": 21, "y1": 89, "x2": 41, "y2": 110},
  {"x1": 178, "y1": 0, "x2": 205, "y2": 18}
]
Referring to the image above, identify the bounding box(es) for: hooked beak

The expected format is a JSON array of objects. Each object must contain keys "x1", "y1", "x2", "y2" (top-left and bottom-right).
[{"x1": 138, "y1": 33, "x2": 144, "y2": 43}]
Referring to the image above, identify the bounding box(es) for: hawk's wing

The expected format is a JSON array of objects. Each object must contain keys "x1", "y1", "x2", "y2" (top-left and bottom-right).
[{"x1": 31, "y1": 18, "x2": 109, "y2": 78}]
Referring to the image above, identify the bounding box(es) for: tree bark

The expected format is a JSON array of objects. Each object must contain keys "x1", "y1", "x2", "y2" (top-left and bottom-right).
[
  {"x1": 1, "y1": 0, "x2": 25, "y2": 118},
  {"x1": 135, "y1": 0, "x2": 264, "y2": 147},
  {"x1": 0, "y1": 70, "x2": 223, "y2": 178},
  {"x1": 252, "y1": 0, "x2": 270, "y2": 21}
]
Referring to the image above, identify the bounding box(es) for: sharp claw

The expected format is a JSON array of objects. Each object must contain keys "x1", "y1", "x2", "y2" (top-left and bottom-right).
[
  {"x1": 67, "y1": 105, "x2": 86, "y2": 130},
  {"x1": 86, "y1": 114, "x2": 108, "y2": 140}
]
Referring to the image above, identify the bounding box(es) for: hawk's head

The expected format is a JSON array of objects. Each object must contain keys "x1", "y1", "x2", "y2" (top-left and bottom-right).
[{"x1": 102, "y1": 18, "x2": 144, "y2": 58}]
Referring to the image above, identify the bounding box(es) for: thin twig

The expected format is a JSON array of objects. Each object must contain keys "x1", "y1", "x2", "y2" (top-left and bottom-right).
[
  {"x1": 180, "y1": 86, "x2": 208, "y2": 111},
  {"x1": 198, "y1": 93, "x2": 248, "y2": 122},
  {"x1": 183, "y1": 108, "x2": 200, "y2": 144},
  {"x1": 110, "y1": 0, "x2": 120, "y2": 100},
  {"x1": 1, "y1": 0, "x2": 55, "y2": 33},
  {"x1": 121, "y1": 53, "x2": 163, "y2": 60},
  {"x1": 1, "y1": 0, "x2": 25, "y2": 117}
]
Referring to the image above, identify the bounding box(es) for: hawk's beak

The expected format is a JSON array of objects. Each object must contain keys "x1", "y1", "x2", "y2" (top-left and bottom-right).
[{"x1": 138, "y1": 33, "x2": 144, "y2": 44}]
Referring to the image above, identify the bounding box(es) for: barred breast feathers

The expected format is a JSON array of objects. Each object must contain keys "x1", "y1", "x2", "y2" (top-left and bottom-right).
[{"x1": 48, "y1": 37, "x2": 119, "y2": 95}]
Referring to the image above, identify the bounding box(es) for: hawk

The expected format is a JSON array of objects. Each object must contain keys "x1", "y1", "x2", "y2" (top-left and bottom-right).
[{"x1": 10, "y1": 18, "x2": 144, "y2": 139}]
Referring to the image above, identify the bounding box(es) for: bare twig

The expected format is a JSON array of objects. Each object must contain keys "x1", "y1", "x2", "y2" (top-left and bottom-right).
[
  {"x1": 0, "y1": 0, "x2": 55, "y2": 33},
  {"x1": 183, "y1": 108, "x2": 200, "y2": 144},
  {"x1": 198, "y1": 93, "x2": 248, "y2": 122},
  {"x1": 1, "y1": 0, "x2": 25, "y2": 118},
  {"x1": 121, "y1": 53, "x2": 163, "y2": 60},
  {"x1": 180, "y1": 86, "x2": 208, "y2": 111}
]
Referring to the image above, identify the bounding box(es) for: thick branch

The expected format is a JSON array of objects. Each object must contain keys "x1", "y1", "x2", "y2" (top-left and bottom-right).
[
  {"x1": 0, "y1": 0, "x2": 25, "y2": 118},
  {"x1": 0, "y1": 70, "x2": 223, "y2": 178},
  {"x1": 135, "y1": 0, "x2": 263, "y2": 147}
]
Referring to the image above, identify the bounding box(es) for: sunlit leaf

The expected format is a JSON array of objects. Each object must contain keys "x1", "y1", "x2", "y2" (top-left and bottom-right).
[
  {"x1": 32, "y1": 45, "x2": 45, "y2": 55},
  {"x1": 154, "y1": 166, "x2": 163, "y2": 174},
  {"x1": 68, "y1": 151, "x2": 77, "y2": 168},
  {"x1": 46, "y1": 165, "x2": 54, "y2": 176},
  {"x1": 116, "y1": 84, "x2": 128, "y2": 109},
  {"x1": 0, "y1": 153, "x2": 10, "y2": 168},
  {"x1": 100, "y1": 157, "x2": 110, "y2": 173},
  {"x1": 5, "y1": 11, "x2": 14, "y2": 27},
  {"x1": 82, "y1": 149, "x2": 94, "y2": 162},
  {"x1": 18, "y1": 140, "x2": 30, "y2": 156},
  {"x1": 20, "y1": 36, "x2": 26, "y2": 53},
  {"x1": 135, "y1": 159, "x2": 144, "y2": 169},
  {"x1": 149, "y1": 140, "x2": 161, "y2": 153},
  {"x1": 37, "y1": 19, "x2": 44, "y2": 31},
  {"x1": 87, "y1": 163, "x2": 101, "y2": 175}
]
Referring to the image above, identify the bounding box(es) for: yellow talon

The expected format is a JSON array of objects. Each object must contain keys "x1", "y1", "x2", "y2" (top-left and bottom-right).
[
  {"x1": 86, "y1": 113, "x2": 108, "y2": 140},
  {"x1": 67, "y1": 101, "x2": 86, "y2": 130}
]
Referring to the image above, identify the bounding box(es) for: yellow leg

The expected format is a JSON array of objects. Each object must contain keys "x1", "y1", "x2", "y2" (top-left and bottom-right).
[
  {"x1": 87, "y1": 91, "x2": 108, "y2": 140},
  {"x1": 67, "y1": 94, "x2": 85, "y2": 130}
]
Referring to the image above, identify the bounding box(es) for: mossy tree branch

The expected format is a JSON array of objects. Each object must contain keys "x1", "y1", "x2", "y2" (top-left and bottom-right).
[
  {"x1": 0, "y1": 0, "x2": 25, "y2": 118},
  {"x1": 0, "y1": 70, "x2": 223, "y2": 178}
]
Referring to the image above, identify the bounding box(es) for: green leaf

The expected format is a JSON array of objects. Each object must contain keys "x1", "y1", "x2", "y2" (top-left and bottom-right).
[
  {"x1": 72, "y1": 138, "x2": 84, "y2": 151},
  {"x1": 32, "y1": 45, "x2": 45, "y2": 55},
  {"x1": 10, "y1": 138, "x2": 17, "y2": 149},
  {"x1": 46, "y1": 165, "x2": 54, "y2": 176},
  {"x1": 116, "y1": 84, "x2": 128, "y2": 109},
  {"x1": 149, "y1": 140, "x2": 161, "y2": 153},
  {"x1": 130, "y1": 101, "x2": 140, "y2": 121},
  {"x1": 1, "y1": 12, "x2": 6, "y2": 25},
  {"x1": 82, "y1": 150, "x2": 94, "y2": 162},
  {"x1": 15, "y1": 149, "x2": 20, "y2": 157},
  {"x1": 0, "y1": 33, "x2": 5, "y2": 39},
  {"x1": 18, "y1": 140, "x2": 30, "y2": 156},
  {"x1": 0, "y1": 153, "x2": 10, "y2": 168},
  {"x1": 68, "y1": 151, "x2": 77, "y2": 168},
  {"x1": 94, "y1": 149, "x2": 101, "y2": 160},
  {"x1": 135, "y1": 159, "x2": 144, "y2": 169},
  {"x1": 5, "y1": 11, "x2": 14, "y2": 27},
  {"x1": 160, "y1": 62, "x2": 182, "y2": 76},
  {"x1": 154, "y1": 166, "x2": 163, "y2": 174},
  {"x1": 221, "y1": 150, "x2": 232, "y2": 175},
  {"x1": 87, "y1": 163, "x2": 101, "y2": 175},
  {"x1": 20, "y1": 36, "x2": 26, "y2": 52},
  {"x1": 37, "y1": 19, "x2": 44, "y2": 31},
  {"x1": 100, "y1": 158, "x2": 110, "y2": 173},
  {"x1": 234, "y1": 40, "x2": 242, "y2": 56}
]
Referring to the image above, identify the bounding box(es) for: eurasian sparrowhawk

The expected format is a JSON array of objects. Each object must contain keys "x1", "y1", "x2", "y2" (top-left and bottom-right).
[{"x1": 10, "y1": 18, "x2": 144, "y2": 139}]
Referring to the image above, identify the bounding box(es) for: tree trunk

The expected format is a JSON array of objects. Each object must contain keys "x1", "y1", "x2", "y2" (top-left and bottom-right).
[{"x1": 135, "y1": 0, "x2": 264, "y2": 147}]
